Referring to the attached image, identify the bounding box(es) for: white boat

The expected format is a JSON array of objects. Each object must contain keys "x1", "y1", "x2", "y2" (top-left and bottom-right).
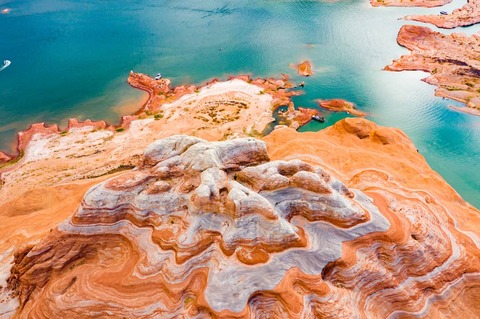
[{"x1": 0, "y1": 60, "x2": 11, "y2": 71}]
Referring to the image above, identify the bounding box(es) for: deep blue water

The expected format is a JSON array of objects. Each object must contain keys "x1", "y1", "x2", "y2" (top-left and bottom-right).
[{"x1": 0, "y1": 0, "x2": 479, "y2": 207}]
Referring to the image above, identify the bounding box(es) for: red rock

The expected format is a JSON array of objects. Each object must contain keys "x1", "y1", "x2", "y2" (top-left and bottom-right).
[
  {"x1": 386, "y1": 25, "x2": 480, "y2": 115},
  {"x1": 0, "y1": 151, "x2": 12, "y2": 164},
  {"x1": 4, "y1": 122, "x2": 480, "y2": 318},
  {"x1": 67, "y1": 119, "x2": 107, "y2": 131},
  {"x1": 370, "y1": 0, "x2": 451, "y2": 7},
  {"x1": 318, "y1": 99, "x2": 366, "y2": 116},
  {"x1": 17, "y1": 123, "x2": 60, "y2": 152},
  {"x1": 297, "y1": 61, "x2": 313, "y2": 77},
  {"x1": 405, "y1": 0, "x2": 480, "y2": 28}
]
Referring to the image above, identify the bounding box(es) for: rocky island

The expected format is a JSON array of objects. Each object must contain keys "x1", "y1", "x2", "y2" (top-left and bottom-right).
[
  {"x1": 318, "y1": 99, "x2": 366, "y2": 117},
  {"x1": 0, "y1": 71, "x2": 479, "y2": 318},
  {"x1": 296, "y1": 61, "x2": 313, "y2": 77}
]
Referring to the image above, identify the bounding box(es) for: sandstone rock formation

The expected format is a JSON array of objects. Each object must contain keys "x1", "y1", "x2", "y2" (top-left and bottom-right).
[
  {"x1": 277, "y1": 102, "x2": 319, "y2": 128},
  {"x1": 0, "y1": 77, "x2": 298, "y2": 206},
  {"x1": 0, "y1": 76, "x2": 313, "y2": 317},
  {"x1": 406, "y1": 0, "x2": 480, "y2": 28},
  {"x1": 318, "y1": 99, "x2": 366, "y2": 116},
  {"x1": 386, "y1": 25, "x2": 480, "y2": 115},
  {"x1": 296, "y1": 61, "x2": 313, "y2": 77},
  {"x1": 370, "y1": 0, "x2": 450, "y2": 7},
  {"x1": 3, "y1": 118, "x2": 480, "y2": 318}
]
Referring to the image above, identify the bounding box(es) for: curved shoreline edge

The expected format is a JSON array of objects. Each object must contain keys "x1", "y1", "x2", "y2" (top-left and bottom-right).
[
  {"x1": 0, "y1": 72, "x2": 320, "y2": 167},
  {"x1": 385, "y1": 25, "x2": 480, "y2": 116}
]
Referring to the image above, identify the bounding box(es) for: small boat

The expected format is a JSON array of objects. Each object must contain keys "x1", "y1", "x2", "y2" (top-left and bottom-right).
[
  {"x1": 440, "y1": 11, "x2": 448, "y2": 15},
  {"x1": 155, "y1": 73, "x2": 162, "y2": 80},
  {"x1": 0, "y1": 59, "x2": 11, "y2": 71},
  {"x1": 312, "y1": 115, "x2": 325, "y2": 123}
]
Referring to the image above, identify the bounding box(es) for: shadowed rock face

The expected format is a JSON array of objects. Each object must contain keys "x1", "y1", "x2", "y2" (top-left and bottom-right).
[{"x1": 6, "y1": 128, "x2": 480, "y2": 318}]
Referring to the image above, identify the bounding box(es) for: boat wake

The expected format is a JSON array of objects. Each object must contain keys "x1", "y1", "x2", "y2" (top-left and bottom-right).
[{"x1": 0, "y1": 60, "x2": 11, "y2": 72}]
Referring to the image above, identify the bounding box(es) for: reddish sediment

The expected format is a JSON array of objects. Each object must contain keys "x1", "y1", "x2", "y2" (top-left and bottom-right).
[
  {"x1": 386, "y1": 25, "x2": 480, "y2": 115},
  {"x1": 318, "y1": 99, "x2": 366, "y2": 116}
]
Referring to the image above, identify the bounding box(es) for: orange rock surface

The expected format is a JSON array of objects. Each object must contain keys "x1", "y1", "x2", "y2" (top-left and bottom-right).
[
  {"x1": 406, "y1": 0, "x2": 480, "y2": 28},
  {"x1": 318, "y1": 99, "x2": 366, "y2": 116},
  {"x1": 1, "y1": 68, "x2": 479, "y2": 318},
  {"x1": 386, "y1": 25, "x2": 480, "y2": 115},
  {"x1": 1, "y1": 119, "x2": 479, "y2": 318},
  {"x1": 370, "y1": 0, "x2": 450, "y2": 7},
  {"x1": 296, "y1": 61, "x2": 313, "y2": 77},
  {"x1": 277, "y1": 102, "x2": 319, "y2": 128}
]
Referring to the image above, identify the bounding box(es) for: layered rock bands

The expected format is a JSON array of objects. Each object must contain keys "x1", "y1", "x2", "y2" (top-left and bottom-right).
[{"x1": 4, "y1": 118, "x2": 480, "y2": 318}]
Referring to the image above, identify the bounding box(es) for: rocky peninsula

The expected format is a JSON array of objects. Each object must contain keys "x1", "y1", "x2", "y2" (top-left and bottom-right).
[
  {"x1": 386, "y1": 25, "x2": 480, "y2": 115},
  {"x1": 318, "y1": 99, "x2": 366, "y2": 117},
  {"x1": 370, "y1": 0, "x2": 451, "y2": 8},
  {"x1": 0, "y1": 69, "x2": 480, "y2": 318},
  {"x1": 405, "y1": 0, "x2": 480, "y2": 28},
  {"x1": 0, "y1": 73, "x2": 479, "y2": 318}
]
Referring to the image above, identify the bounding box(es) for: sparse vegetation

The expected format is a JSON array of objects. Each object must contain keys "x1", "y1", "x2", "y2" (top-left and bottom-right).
[
  {"x1": 85, "y1": 164, "x2": 135, "y2": 179},
  {"x1": 0, "y1": 150, "x2": 25, "y2": 169}
]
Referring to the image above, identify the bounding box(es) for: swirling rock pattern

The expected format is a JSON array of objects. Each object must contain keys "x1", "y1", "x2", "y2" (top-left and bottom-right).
[{"x1": 6, "y1": 119, "x2": 480, "y2": 318}]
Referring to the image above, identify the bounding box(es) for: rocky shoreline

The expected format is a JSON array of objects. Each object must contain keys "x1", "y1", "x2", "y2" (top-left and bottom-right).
[
  {"x1": 405, "y1": 0, "x2": 480, "y2": 28},
  {"x1": 1, "y1": 2, "x2": 480, "y2": 315},
  {"x1": 2, "y1": 112, "x2": 479, "y2": 317},
  {"x1": 386, "y1": 25, "x2": 480, "y2": 116},
  {"x1": 370, "y1": 0, "x2": 451, "y2": 8},
  {"x1": 318, "y1": 99, "x2": 366, "y2": 117}
]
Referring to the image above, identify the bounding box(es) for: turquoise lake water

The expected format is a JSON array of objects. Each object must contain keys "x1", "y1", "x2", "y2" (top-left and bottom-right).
[{"x1": 0, "y1": 0, "x2": 479, "y2": 207}]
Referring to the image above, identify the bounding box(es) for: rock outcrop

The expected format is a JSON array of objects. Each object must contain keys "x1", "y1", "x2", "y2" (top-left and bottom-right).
[
  {"x1": 405, "y1": 0, "x2": 480, "y2": 28},
  {"x1": 370, "y1": 0, "x2": 451, "y2": 7},
  {"x1": 0, "y1": 77, "x2": 303, "y2": 207},
  {"x1": 296, "y1": 61, "x2": 313, "y2": 77},
  {"x1": 318, "y1": 99, "x2": 366, "y2": 116},
  {"x1": 386, "y1": 25, "x2": 480, "y2": 115},
  {"x1": 5, "y1": 120, "x2": 480, "y2": 318},
  {"x1": 277, "y1": 102, "x2": 319, "y2": 128}
]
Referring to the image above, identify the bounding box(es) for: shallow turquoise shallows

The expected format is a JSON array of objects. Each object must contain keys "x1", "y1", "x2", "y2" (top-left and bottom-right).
[{"x1": 0, "y1": 0, "x2": 479, "y2": 207}]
